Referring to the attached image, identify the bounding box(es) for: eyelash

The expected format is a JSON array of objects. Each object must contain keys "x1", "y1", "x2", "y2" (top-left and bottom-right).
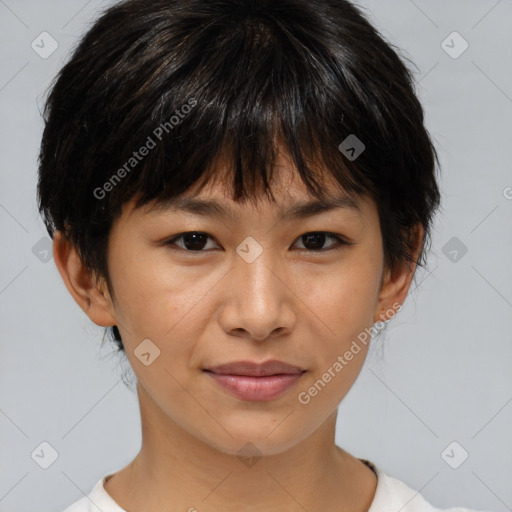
[{"x1": 163, "y1": 231, "x2": 351, "y2": 254}]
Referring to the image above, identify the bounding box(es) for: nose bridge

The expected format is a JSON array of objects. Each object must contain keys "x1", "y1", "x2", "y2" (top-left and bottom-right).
[
  {"x1": 224, "y1": 234, "x2": 296, "y2": 339},
  {"x1": 234, "y1": 236, "x2": 280, "y2": 301},
  {"x1": 216, "y1": 225, "x2": 298, "y2": 340}
]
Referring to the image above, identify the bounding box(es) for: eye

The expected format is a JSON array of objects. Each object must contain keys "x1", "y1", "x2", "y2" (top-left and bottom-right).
[
  {"x1": 164, "y1": 231, "x2": 350, "y2": 253},
  {"x1": 293, "y1": 232, "x2": 350, "y2": 252},
  {"x1": 164, "y1": 231, "x2": 219, "y2": 251}
]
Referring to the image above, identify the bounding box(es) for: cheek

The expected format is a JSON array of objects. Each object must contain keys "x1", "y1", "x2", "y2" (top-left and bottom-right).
[
  {"x1": 295, "y1": 256, "x2": 382, "y2": 339},
  {"x1": 292, "y1": 264, "x2": 379, "y2": 407},
  {"x1": 108, "y1": 247, "x2": 221, "y2": 348}
]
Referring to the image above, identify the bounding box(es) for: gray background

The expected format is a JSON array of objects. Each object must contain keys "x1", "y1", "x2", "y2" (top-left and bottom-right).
[{"x1": 1, "y1": 1, "x2": 511, "y2": 511}]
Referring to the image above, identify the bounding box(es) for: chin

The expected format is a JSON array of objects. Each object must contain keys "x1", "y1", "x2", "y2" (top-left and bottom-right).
[{"x1": 201, "y1": 422, "x2": 308, "y2": 459}]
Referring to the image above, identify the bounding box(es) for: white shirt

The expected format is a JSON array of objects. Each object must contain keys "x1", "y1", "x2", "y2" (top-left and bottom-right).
[{"x1": 61, "y1": 459, "x2": 489, "y2": 512}]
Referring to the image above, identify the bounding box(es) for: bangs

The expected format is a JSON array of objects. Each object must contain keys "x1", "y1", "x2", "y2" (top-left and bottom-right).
[
  {"x1": 38, "y1": 0, "x2": 439, "y2": 291},
  {"x1": 70, "y1": 1, "x2": 387, "y2": 227}
]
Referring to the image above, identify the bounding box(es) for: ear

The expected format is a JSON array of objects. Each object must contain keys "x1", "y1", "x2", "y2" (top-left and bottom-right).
[
  {"x1": 373, "y1": 224, "x2": 424, "y2": 324},
  {"x1": 52, "y1": 230, "x2": 116, "y2": 327}
]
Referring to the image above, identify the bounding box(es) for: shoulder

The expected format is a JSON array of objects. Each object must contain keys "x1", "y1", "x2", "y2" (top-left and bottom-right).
[
  {"x1": 58, "y1": 474, "x2": 124, "y2": 512},
  {"x1": 362, "y1": 460, "x2": 491, "y2": 512},
  {"x1": 60, "y1": 496, "x2": 92, "y2": 512}
]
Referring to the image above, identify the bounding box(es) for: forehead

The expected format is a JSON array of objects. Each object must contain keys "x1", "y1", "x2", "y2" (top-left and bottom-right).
[
  {"x1": 142, "y1": 190, "x2": 364, "y2": 222},
  {"x1": 122, "y1": 154, "x2": 373, "y2": 223}
]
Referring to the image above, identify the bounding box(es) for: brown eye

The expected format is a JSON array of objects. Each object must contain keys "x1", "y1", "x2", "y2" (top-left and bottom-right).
[
  {"x1": 164, "y1": 231, "x2": 350, "y2": 254},
  {"x1": 165, "y1": 232, "x2": 218, "y2": 251},
  {"x1": 294, "y1": 232, "x2": 349, "y2": 252}
]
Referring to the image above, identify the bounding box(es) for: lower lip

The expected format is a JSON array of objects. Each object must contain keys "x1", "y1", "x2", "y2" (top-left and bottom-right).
[{"x1": 204, "y1": 371, "x2": 306, "y2": 401}]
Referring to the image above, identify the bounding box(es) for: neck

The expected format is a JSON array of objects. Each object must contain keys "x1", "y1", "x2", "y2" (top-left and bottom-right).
[{"x1": 104, "y1": 385, "x2": 377, "y2": 512}]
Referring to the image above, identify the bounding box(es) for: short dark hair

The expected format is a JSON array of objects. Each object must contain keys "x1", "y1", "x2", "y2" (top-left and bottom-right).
[{"x1": 37, "y1": 0, "x2": 441, "y2": 355}]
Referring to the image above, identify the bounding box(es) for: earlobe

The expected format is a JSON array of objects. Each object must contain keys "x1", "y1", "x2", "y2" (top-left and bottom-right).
[{"x1": 52, "y1": 231, "x2": 116, "y2": 327}]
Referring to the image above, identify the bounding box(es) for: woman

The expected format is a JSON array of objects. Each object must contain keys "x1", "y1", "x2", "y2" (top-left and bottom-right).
[{"x1": 37, "y1": 0, "x2": 489, "y2": 510}]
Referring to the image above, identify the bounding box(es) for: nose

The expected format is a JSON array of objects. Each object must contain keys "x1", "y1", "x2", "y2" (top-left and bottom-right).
[{"x1": 217, "y1": 248, "x2": 297, "y2": 341}]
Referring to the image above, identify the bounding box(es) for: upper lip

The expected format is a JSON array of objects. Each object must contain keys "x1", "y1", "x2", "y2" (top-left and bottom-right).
[{"x1": 204, "y1": 359, "x2": 306, "y2": 376}]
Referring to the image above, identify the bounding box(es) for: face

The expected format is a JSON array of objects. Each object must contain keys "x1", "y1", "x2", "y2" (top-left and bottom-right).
[{"x1": 58, "y1": 154, "x2": 414, "y2": 457}]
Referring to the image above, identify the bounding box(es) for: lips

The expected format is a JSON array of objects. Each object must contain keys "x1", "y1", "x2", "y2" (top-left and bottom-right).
[
  {"x1": 203, "y1": 359, "x2": 307, "y2": 401},
  {"x1": 204, "y1": 359, "x2": 306, "y2": 377}
]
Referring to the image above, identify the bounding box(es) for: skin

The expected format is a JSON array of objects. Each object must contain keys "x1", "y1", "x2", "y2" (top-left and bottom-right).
[{"x1": 53, "y1": 151, "x2": 423, "y2": 512}]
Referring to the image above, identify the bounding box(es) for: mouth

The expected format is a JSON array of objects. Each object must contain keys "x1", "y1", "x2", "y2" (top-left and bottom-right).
[
  {"x1": 202, "y1": 360, "x2": 306, "y2": 401},
  {"x1": 203, "y1": 359, "x2": 306, "y2": 377}
]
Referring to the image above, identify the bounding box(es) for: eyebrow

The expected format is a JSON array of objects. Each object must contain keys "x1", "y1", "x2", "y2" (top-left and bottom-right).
[{"x1": 149, "y1": 193, "x2": 362, "y2": 220}]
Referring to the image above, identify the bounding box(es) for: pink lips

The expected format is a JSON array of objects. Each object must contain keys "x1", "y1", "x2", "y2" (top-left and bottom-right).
[{"x1": 203, "y1": 359, "x2": 306, "y2": 401}]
